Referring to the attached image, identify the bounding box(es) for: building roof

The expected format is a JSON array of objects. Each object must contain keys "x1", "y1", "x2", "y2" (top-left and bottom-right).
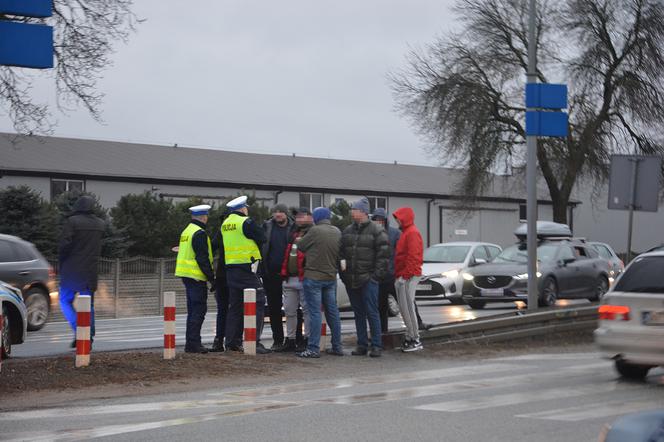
[{"x1": 0, "y1": 133, "x2": 560, "y2": 203}]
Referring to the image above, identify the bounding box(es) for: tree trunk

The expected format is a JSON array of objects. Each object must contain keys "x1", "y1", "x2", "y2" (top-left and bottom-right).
[{"x1": 552, "y1": 197, "x2": 568, "y2": 225}]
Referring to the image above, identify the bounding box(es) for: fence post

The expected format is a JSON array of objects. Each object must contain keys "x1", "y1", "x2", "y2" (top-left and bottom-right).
[
  {"x1": 114, "y1": 258, "x2": 120, "y2": 318},
  {"x1": 243, "y1": 288, "x2": 257, "y2": 355},
  {"x1": 75, "y1": 295, "x2": 92, "y2": 368},
  {"x1": 163, "y1": 291, "x2": 176, "y2": 360},
  {"x1": 158, "y1": 258, "x2": 165, "y2": 315}
]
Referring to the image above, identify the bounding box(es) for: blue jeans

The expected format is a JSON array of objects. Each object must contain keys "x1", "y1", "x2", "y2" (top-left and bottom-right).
[
  {"x1": 348, "y1": 279, "x2": 382, "y2": 349},
  {"x1": 303, "y1": 278, "x2": 342, "y2": 354},
  {"x1": 59, "y1": 284, "x2": 95, "y2": 337}
]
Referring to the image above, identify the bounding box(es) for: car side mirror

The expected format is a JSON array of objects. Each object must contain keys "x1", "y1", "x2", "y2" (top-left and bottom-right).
[
  {"x1": 472, "y1": 258, "x2": 487, "y2": 266},
  {"x1": 559, "y1": 258, "x2": 575, "y2": 267}
]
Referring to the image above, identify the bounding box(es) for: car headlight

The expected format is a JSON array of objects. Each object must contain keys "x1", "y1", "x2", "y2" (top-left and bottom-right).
[
  {"x1": 462, "y1": 272, "x2": 474, "y2": 281},
  {"x1": 442, "y1": 269, "x2": 459, "y2": 279},
  {"x1": 609, "y1": 270, "x2": 616, "y2": 277},
  {"x1": 514, "y1": 272, "x2": 542, "y2": 280}
]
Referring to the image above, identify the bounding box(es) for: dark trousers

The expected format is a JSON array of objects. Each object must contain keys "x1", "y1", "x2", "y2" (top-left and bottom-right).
[
  {"x1": 262, "y1": 272, "x2": 284, "y2": 344},
  {"x1": 182, "y1": 278, "x2": 208, "y2": 350},
  {"x1": 378, "y1": 279, "x2": 395, "y2": 333},
  {"x1": 225, "y1": 266, "x2": 265, "y2": 348},
  {"x1": 214, "y1": 280, "x2": 230, "y2": 342}
]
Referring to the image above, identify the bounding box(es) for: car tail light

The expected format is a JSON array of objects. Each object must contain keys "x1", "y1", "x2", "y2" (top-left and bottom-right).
[{"x1": 598, "y1": 305, "x2": 630, "y2": 321}]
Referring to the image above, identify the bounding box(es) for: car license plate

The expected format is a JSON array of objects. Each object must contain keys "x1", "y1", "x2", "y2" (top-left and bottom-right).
[
  {"x1": 417, "y1": 284, "x2": 432, "y2": 291},
  {"x1": 481, "y1": 289, "x2": 504, "y2": 297},
  {"x1": 642, "y1": 311, "x2": 664, "y2": 326}
]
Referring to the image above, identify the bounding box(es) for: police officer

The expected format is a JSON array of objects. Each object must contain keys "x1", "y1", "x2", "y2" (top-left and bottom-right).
[
  {"x1": 174, "y1": 204, "x2": 215, "y2": 354},
  {"x1": 220, "y1": 196, "x2": 270, "y2": 354}
]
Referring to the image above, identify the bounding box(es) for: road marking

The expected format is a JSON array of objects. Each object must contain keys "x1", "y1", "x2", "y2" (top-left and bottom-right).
[
  {"x1": 489, "y1": 353, "x2": 599, "y2": 362},
  {"x1": 412, "y1": 383, "x2": 619, "y2": 413},
  {"x1": 515, "y1": 400, "x2": 663, "y2": 422},
  {"x1": 217, "y1": 363, "x2": 523, "y2": 398},
  {"x1": 2, "y1": 402, "x2": 301, "y2": 442},
  {"x1": 0, "y1": 399, "x2": 247, "y2": 421},
  {"x1": 315, "y1": 362, "x2": 608, "y2": 405}
]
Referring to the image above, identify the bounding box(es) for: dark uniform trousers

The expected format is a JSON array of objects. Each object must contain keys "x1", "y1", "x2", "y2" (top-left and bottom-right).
[
  {"x1": 214, "y1": 279, "x2": 230, "y2": 343},
  {"x1": 182, "y1": 277, "x2": 208, "y2": 350},
  {"x1": 225, "y1": 266, "x2": 266, "y2": 348}
]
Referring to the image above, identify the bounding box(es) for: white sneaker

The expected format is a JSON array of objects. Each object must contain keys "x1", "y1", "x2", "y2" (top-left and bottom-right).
[{"x1": 404, "y1": 340, "x2": 423, "y2": 352}]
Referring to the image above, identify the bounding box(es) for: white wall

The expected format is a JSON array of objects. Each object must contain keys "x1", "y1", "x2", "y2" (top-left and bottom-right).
[{"x1": 0, "y1": 176, "x2": 50, "y2": 200}]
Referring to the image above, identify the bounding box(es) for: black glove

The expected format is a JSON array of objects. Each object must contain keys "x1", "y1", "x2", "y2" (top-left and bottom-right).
[{"x1": 209, "y1": 279, "x2": 217, "y2": 293}]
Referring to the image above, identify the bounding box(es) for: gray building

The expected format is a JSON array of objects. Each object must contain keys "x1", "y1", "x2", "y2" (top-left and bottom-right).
[{"x1": 1, "y1": 133, "x2": 661, "y2": 252}]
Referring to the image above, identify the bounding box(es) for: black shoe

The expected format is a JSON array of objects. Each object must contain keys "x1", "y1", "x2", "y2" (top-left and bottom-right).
[
  {"x1": 70, "y1": 339, "x2": 76, "y2": 349},
  {"x1": 256, "y1": 343, "x2": 272, "y2": 355},
  {"x1": 351, "y1": 346, "x2": 368, "y2": 356},
  {"x1": 295, "y1": 338, "x2": 308, "y2": 353},
  {"x1": 227, "y1": 345, "x2": 244, "y2": 353},
  {"x1": 325, "y1": 348, "x2": 344, "y2": 356},
  {"x1": 210, "y1": 337, "x2": 225, "y2": 353},
  {"x1": 270, "y1": 340, "x2": 285, "y2": 351},
  {"x1": 369, "y1": 347, "x2": 382, "y2": 358},
  {"x1": 185, "y1": 346, "x2": 209, "y2": 354},
  {"x1": 275, "y1": 338, "x2": 296, "y2": 353}
]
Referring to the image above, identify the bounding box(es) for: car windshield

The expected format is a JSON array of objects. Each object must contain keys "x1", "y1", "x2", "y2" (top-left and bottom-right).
[
  {"x1": 423, "y1": 245, "x2": 470, "y2": 263},
  {"x1": 614, "y1": 256, "x2": 664, "y2": 293},
  {"x1": 493, "y1": 243, "x2": 560, "y2": 264}
]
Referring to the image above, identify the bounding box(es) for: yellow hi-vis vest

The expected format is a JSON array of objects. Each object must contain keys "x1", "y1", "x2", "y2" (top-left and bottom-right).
[
  {"x1": 222, "y1": 213, "x2": 262, "y2": 265},
  {"x1": 174, "y1": 223, "x2": 213, "y2": 281}
]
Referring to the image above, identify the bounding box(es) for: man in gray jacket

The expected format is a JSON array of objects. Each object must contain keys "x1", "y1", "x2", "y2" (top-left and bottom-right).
[
  {"x1": 296, "y1": 207, "x2": 343, "y2": 358},
  {"x1": 340, "y1": 198, "x2": 389, "y2": 357}
]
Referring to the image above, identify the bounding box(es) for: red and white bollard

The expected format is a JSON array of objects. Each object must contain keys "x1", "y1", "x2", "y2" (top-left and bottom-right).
[
  {"x1": 75, "y1": 295, "x2": 92, "y2": 368},
  {"x1": 243, "y1": 288, "x2": 256, "y2": 355},
  {"x1": 320, "y1": 304, "x2": 329, "y2": 352},
  {"x1": 163, "y1": 291, "x2": 176, "y2": 360}
]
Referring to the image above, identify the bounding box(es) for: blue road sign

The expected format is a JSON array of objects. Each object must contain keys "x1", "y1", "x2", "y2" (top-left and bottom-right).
[
  {"x1": 526, "y1": 111, "x2": 568, "y2": 137},
  {"x1": 0, "y1": 0, "x2": 52, "y2": 18},
  {"x1": 525, "y1": 83, "x2": 568, "y2": 109},
  {"x1": 0, "y1": 21, "x2": 53, "y2": 68}
]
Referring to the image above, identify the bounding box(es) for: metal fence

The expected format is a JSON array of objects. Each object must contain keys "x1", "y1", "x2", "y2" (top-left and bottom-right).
[{"x1": 47, "y1": 257, "x2": 216, "y2": 322}]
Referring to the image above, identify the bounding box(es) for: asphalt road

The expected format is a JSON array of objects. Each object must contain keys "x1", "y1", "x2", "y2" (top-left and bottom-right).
[
  {"x1": 2, "y1": 348, "x2": 662, "y2": 441},
  {"x1": 12, "y1": 299, "x2": 591, "y2": 359}
]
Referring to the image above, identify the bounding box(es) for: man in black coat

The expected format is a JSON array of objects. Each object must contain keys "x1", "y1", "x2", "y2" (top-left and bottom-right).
[{"x1": 58, "y1": 195, "x2": 105, "y2": 347}]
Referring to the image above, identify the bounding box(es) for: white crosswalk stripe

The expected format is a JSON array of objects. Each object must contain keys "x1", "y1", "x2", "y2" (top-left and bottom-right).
[{"x1": 515, "y1": 400, "x2": 663, "y2": 422}]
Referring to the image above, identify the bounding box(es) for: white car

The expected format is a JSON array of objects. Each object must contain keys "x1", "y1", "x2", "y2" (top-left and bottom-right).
[
  {"x1": 595, "y1": 251, "x2": 664, "y2": 379},
  {"x1": 336, "y1": 278, "x2": 399, "y2": 316},
  {"x1": 416, "y1": 242, "x2": 502, "y2": 304}
]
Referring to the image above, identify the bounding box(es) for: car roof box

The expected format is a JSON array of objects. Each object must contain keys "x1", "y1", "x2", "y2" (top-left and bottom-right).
[{"x1": 514, "y1": 221, "x2": 572, "y2": 240}]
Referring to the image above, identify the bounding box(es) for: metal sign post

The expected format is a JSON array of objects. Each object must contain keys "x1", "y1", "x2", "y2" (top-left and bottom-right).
[
  {"x1": 626, "y1": 158, "x2": 640, "y2": 263},
  {"x1": 526, "y1": 0, "x2": 538, "y2": 311}
]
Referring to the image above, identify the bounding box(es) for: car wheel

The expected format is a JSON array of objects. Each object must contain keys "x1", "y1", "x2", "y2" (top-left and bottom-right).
[
  {"x1": 588, "y1": 277, "x2": 609, "y2": 302},
  {"x1": 24, "y1": 287, "x2": 50, "y2": 331},
  {"x1": 388, "y1": 294, "x2": 400, "y2": 317},
  {"x1": 1, "y1": 304, "x2": 11, "y2": 360},
  {"x1": 615, "y1": 359, "x2": 651, "y2": 380},
  {"x1": 467, "y1": 300, "x2": 486, "y2": 309},
  {"x1": 538, "y1": 277, "x2": 558, "y2": 307}
]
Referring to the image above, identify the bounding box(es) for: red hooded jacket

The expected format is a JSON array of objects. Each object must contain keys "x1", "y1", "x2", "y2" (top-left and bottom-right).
[
  {"x1": 280, "y1": 228, "x2": 306, "y2": 280},
  {"x1": 393, "y1": 207, "x2": 423, "y2": 279}
]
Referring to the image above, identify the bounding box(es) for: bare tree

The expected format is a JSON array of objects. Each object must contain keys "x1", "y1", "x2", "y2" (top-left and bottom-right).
[
  {"x1": 392, "y1": 0, "x2": 664, "y2": 223},
  {"x1": 0, "y1": 1, "x2": 138, "y2": 134}
]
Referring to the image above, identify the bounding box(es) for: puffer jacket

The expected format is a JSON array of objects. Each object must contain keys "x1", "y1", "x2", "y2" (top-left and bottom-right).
[
  {"x1": 280, "y1": 227, "x2": 308, "y2": 281},
  {"x1": 393, "y1": 207, "x2": 423, "y2": 279},
  {"x1": 339, "y1": 219, "x2": 389, "y2": 289}
]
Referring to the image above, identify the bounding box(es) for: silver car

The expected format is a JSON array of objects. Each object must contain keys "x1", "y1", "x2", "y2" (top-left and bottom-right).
[
  {"x1": 1, "y1": 280, "x2": 28, "y2": 359},
  {"x1": 595, "y1": 251, "x2": 664, "y2": 379},
  {"x1": 590, "y1": 242, "x2": 625, "y2": 284}
]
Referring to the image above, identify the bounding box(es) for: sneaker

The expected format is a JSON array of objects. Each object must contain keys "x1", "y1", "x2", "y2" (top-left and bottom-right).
[
  {"x1": 256, "y1": 343, "x2": 272, "y2": 354},
  {"x1": 404, "y1": 340, "x2": 424, "y2": 352},
  {"x1": 297, "y1": 349, "x2": 320, "y2": 358},
  {"x1": 401, "y1": 340, "x2": 413, "y2": 352},
  {"x1": 369, "y1": 347, "x2": 382, "y2": 358},
  {"x1": 325, "y1": 348, "x2": 344, "y2": 356},
  {"x1": 351, "y1": 346, "x2": 368, "y2": 356},
  {"x1": 295, "y1": 338, "x2": 308, "y2": 353}
]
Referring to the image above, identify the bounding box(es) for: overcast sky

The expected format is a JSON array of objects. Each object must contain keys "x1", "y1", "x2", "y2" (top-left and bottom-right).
[{"x1": 1, "y1": 1, "x2": 458, "y2": 165}]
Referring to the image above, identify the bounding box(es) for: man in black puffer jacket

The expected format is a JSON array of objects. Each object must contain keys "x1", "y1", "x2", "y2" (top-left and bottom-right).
[{"x1": 340, "y1": 198, "x2": 389, "y2": 358}]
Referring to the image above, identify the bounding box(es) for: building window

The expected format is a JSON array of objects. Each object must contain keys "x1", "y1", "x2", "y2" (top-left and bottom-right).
[
  {"x1": 519, "y1": 204, "x2": 527, "y2": 222},
  {"x1": 299, "y1": 193, "x2": 323, "y2": 211},
  {"x1": 367, "y1": 196, "x2": 387, "y2": 213},
  {"x1": 51, "y1": 179, "x2": 85, "y2": 200}
]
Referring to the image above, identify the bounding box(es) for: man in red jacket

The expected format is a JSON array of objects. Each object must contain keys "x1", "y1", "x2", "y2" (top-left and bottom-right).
[{"x1": 393, "y1": 207, "x2": 424, "y2": 352}]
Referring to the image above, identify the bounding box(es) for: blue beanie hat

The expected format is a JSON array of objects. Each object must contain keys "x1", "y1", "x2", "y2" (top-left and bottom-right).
[
  {"x1": 351, "y1": 198, "x2": 370, "y2": 214},
  {"x1": 312, "y1": 207, "x2": 331, "y2": 224}
]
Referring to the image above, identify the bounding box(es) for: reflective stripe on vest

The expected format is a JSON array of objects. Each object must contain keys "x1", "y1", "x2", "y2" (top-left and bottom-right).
[
  {"x1": 222, "y1": 213, "x2": 262, "y2": 264},
  {"x1": 174, "y1": 223, "x2": 213, "y2": 281}
]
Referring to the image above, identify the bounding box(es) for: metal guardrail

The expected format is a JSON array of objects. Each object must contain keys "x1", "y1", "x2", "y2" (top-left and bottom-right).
[{"x1": 418, "y1": 305, "x2": 598, "y2": 345}]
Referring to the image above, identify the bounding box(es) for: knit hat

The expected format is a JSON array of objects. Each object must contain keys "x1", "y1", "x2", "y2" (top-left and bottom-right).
[
  {"x1": 351, "y1": 198, "x2": 370, "y2": 214},
  {"x1": 296, "y1": 207, "x2": 312, "y2": 215},
  {"x1": 371, "y1": 207, "x2": 387, "y2": 220},
  {"x1": 312, "y1": 207, "x2": 331, "y2": 224},
  {"x1": 271, "y1": 203, "x2": 289, "y2": 214}
]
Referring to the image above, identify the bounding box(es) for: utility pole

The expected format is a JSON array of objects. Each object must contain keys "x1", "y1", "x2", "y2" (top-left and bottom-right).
[{"x1": 526, "y1": 0, "x2": 539, "y2": 311}]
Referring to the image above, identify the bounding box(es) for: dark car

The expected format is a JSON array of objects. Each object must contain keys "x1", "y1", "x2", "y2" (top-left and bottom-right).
[
  {"x1": 0, "y1": 234, "x2": 56, "y2": 330},
  {"x1": 461, "y1": 237, "x2": 610, "y2": 309},
  {"x1": 1, "y1": 280, "x2": 28, "y2": 358}
]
